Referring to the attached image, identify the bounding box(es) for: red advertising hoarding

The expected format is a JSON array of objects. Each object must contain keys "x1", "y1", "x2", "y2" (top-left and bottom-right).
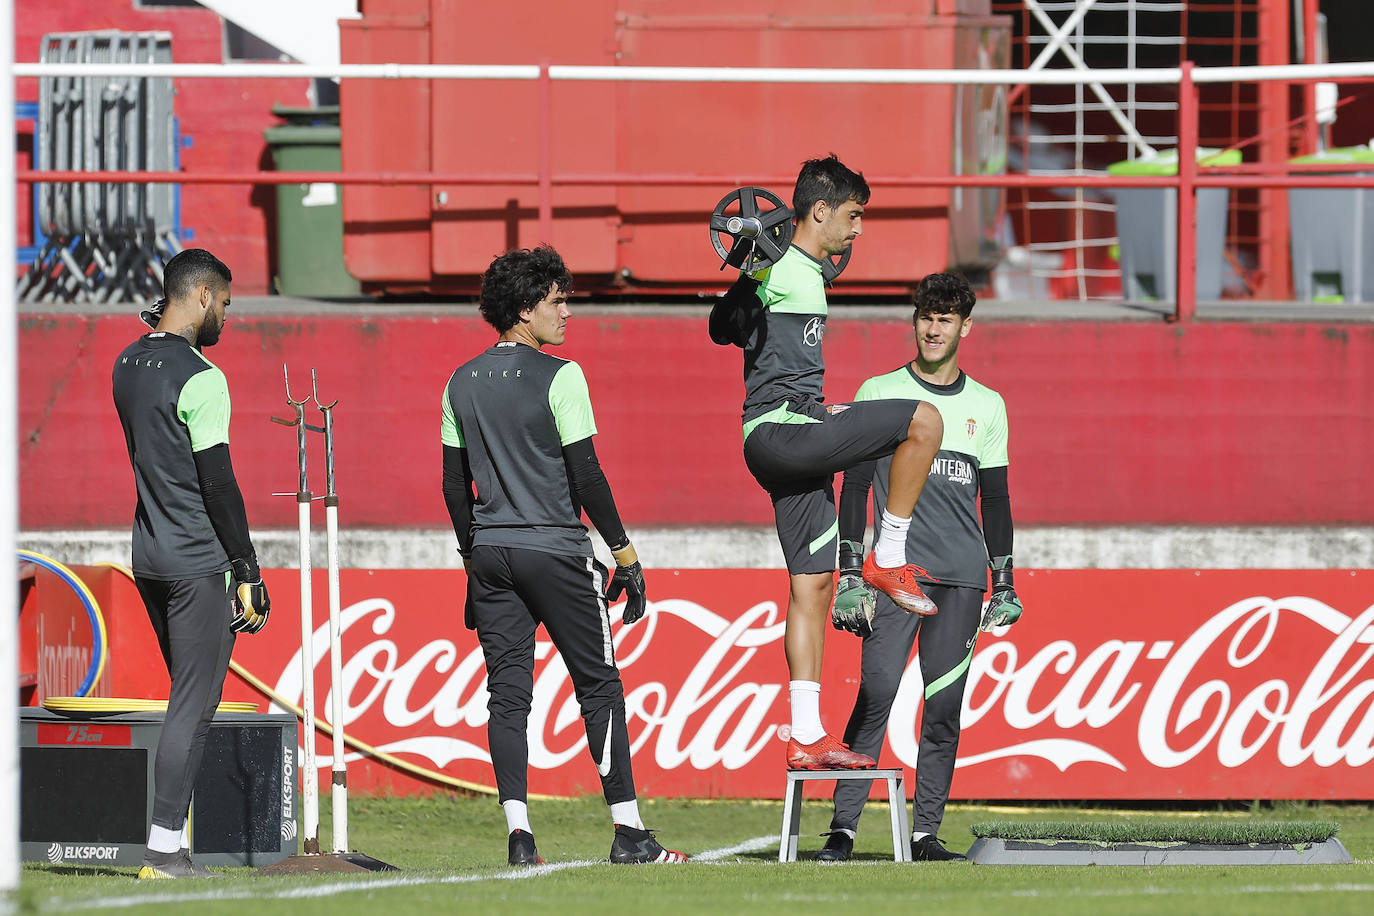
[{"x1": 211, "y1": 568, "x2": 1374, "y2": 800}]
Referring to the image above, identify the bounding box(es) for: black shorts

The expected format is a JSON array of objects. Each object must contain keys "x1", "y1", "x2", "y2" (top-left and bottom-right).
[{"x1": 742, "y1": 398, "x2": 920, "y2": 574}]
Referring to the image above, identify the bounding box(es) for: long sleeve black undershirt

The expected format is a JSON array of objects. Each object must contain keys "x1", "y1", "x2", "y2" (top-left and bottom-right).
[
  {"x1": 979, "y1": 465, "x2": 1013, "y2": 559},
  {"x1": 192, "y1": 443, "x2": 257, "y2": 577},
  {"x1": 441, "y1": 445, "x2": 476, "y2": 555},
  {"x1": 837, "y1": 460, "x2": 1014, "y2": 559},
  {"x1": 562, "y1": 436, "x2": 628, "y2": 550},
  {"x1": 838, "y1": 460, "x2": 876, "y2": 548}
]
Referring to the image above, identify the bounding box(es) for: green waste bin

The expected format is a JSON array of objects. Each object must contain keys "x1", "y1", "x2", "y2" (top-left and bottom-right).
[
  {"x1": 1107, "y1": 148, "x2": 1240, "y2": 302},
  {"x1": 1289, "y1": 145, "x2": 1374, "y2": 303},
  {"x1": 263, "y1": 105, "x2": 361, "y2": 297}
]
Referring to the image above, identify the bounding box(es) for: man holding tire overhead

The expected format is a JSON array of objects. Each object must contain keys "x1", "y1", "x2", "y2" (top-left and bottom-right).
[
  {"x1": 112, "y1": 248, "x2": 270, "y2": 879},
  {"x1": 441, "y1": 246, "x2": 686, "y2": 867},
  {"x1": 709, "y1": 155, "x2": 945, "y2": 771}
]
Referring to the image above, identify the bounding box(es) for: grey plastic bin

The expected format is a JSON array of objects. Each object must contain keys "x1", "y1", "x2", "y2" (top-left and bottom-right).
[
  {"x1": 1108, "y1": 149, "x2": 1240, "y2": 302},
  {"x1": 1289, "y1": 146, "x2": 1374, "y2": 303}
]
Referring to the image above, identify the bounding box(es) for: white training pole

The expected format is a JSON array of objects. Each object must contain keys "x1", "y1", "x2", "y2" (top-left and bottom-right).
[
  {"x1": 281, "y1": 367, "x2": 320, "y2": 857},
  {"x1": 1, "y1": 0, "x2": 22, "y2": 901},
  {"x1": 296, "y1": 497, "x2": 319, "y2": 855},
  {"x1": 324, "y1": 499, "x2": 347, "y2": 853},
  {"x1": 311, "y1": 370, "x2": 347, "y2": 854}
]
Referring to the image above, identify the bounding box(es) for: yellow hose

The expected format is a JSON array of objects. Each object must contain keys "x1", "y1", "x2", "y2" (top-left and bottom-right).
[{"x1": 96, "y1": 560, "x2": 559, "y2": 800}]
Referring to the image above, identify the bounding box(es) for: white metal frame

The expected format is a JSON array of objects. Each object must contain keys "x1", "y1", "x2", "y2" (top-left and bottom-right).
[
  {"x1": 10, "y1": 60, "x2": 1374, "y2": 83},
  {"x1": 2, "y1": 0, "x2": 19, "y2": 901}
]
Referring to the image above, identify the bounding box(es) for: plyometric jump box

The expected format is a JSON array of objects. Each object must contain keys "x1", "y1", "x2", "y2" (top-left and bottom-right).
[{"x1": 19, "y1": 708, "x2": 297, "y2": 867}]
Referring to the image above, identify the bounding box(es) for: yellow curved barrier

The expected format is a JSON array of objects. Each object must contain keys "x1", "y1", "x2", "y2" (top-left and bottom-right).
[
  {"x1": 20, "y1": 549, "x2": 109, "y2": 696},
  {"x1": 44, "y1": 697, "x2": 258, "y2": 714}
]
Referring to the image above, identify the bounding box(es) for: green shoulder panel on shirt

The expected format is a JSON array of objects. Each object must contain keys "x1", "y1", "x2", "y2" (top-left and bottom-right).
[
  {"x1": 972, "y1": 379, "x2": 1010, "y2": 469},
  {"x1": 548, "y1": 360, "x2": 598, "y2": 446},
  {"x1": 752, "y1": 246, "x2": 827, "y2": 316},
  {"x1": 854, "y1": 368, "x2": 1009, "y2": 468},
  {"x1": 441, "y1": 376, "x2": 464, "y2": 447},
  {"x1": 176, "y1": 366, "x2": 231, "y2": 452},
  {"x1": 853, "y1": 368, "x2": 909, "y2": 403}
]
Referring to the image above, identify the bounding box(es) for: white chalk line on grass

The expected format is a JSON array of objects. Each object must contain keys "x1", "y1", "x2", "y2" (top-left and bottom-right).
[
  {"x1": 1001, "y1": 883, "x2": 1374, "y2": 900},
  {"x1": 43, "y1": 835, "x2": 779, "y2": 912}
]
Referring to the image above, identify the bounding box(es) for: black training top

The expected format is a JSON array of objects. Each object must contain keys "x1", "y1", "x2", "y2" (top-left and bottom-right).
[
  {"x1": 740, "y1": 245, "x2": 830, "y2": 426},
  {"x1": 112, "y1": 332, "x2": 233, "y2": 580},
  {"x1": 442, "y1": 341, "x2": 598, "y2": 557}
]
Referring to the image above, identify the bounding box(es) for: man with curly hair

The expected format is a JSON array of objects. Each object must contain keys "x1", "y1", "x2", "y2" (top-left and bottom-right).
[{"x1": 441, "y1": 245, "x2": 686, "y2": 866}]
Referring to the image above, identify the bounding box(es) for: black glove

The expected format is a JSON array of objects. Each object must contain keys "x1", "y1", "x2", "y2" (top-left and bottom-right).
[
  {"x1": 229, "y1": 557, "x2": 270, "y2": 635},
  {"x1": 980, "y1": 555, "x2": 1023, "y2": 632},
  {"x1": 139, "y1": 298, "x2": 166, "y2": 329},
  {"x1": 607, "y1": 543, "x2": 648, "y2": 625},
  {"x1": 708, "y1": 274, "x2": 762, "y2": 347},
  {"x1": 831, "y1": 539, "x2": 876, "y2": 636}
]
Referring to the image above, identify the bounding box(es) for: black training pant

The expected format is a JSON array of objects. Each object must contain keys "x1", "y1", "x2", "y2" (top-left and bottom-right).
[
  {"x1": 829, "y1": 584, "x2": 982, "y2": 836},
  {"x1": 135, "y1": 572, "x2": 237, "y2": 833},
  {"x1": 468, "y1": 544, "x2": 636, "y2": 805}
]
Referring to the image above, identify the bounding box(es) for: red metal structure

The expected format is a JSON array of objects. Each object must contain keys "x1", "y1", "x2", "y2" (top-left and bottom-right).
[{"x1": 338, "y1": 0, "x2": 1011, "y2": 295}]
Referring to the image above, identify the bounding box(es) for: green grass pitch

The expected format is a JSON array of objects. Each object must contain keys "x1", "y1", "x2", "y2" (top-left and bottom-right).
[{"x1": 18, "y1": 796, "x2": 1374, "y2": 915}]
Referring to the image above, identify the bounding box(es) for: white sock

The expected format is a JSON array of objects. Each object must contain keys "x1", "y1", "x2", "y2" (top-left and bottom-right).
[
  {"x1": 789, "y1": 680, "x2": 824, "y2": 745},
  {"x1": 874, "y1": 510, "x2": 911, "y2": 568},
  {"x1": 179, "y1": 819, "x2": 189, "y2": 851},
  {"x1": 610, "y1": 800, "x2": 643, "y2": 830},
  {"x1": 835, "y1": 828, "x2": 855, "y2": 839},
  {"x1": 146, "y1": 824, "x2": 181, "y2": 855},
  {"x1": 503, "y1": 799, "x2": 532, "y2": 835},
  {"x1": 912, "y1": 831, "x2": 930, "y2": 841}
]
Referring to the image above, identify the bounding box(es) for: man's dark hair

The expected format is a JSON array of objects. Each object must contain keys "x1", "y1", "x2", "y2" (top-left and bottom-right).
[
  {"x1": 162, "y1": 248, "x2": 231, "y2": 301},
  {"x1": 913, "y1": 272, "x2": 977, "y2": 320},
  {"x1": 479, "y1": 246, "x2": 573, "y2": 332},
  {"x1": 793, "y1": 154, "x2": 870, "y2": 217}
]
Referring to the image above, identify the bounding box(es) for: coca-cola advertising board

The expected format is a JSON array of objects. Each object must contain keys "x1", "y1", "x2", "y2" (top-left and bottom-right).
[{"x1": 213, "y1": 568, "x2": 1374, "y2": 800}]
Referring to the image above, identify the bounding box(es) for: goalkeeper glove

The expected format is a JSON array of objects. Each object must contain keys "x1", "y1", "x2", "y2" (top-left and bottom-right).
[
  {"x1": 229, "y1": 557, "x2": 271, "y2": 635},
  {"x1": 607, "y1": 543, "x2": 648, "y2": 626},
  {"x1": 831, "y1": 539, "x2": 876, "y2": 637},
  {"x1": 980, "y1": 555, "x2": 1023, "y2": 632}
]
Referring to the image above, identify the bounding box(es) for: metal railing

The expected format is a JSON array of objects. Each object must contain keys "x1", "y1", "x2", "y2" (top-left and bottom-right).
[{"x1": 12, "y1": 59, "x2": 1374, "y2": 318}]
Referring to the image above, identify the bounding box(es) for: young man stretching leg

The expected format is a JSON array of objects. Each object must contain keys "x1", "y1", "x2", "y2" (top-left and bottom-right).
[{"x1": 710, "y1": 155, "x2": 944, "y2": 770}]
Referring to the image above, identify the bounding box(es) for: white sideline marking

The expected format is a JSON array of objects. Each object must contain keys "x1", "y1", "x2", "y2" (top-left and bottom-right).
[
  {"x1": 43, "y1": 835, "x2": 778, "y2": 912},
  {"x1": 694, "y1": 835, "x2": 777, "y2": 861}
]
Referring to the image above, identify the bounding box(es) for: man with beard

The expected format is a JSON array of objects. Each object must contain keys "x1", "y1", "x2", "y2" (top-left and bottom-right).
[{"x1": 113, "y1": 248, "x2": 271, "y2": 879}]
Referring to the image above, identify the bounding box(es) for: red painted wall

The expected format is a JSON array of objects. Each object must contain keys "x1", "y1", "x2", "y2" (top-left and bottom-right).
[
  {"x1": 16, "y1": 1, "x2": 314, "y2": 294},
  {"x1": 18, "y1": 313, "x2": 1374, "y2": 528}
]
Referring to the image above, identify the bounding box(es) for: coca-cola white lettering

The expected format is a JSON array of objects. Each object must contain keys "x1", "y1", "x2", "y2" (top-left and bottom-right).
[
  {"x1": 271, "y1": 597, "x2": 786, "y2": 773},
  {"x1": 265, "y1": 590, "x2": 1374, "y2": 787}
]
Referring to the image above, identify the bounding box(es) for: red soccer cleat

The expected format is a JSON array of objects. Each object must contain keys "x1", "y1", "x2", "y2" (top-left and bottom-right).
[
  {"x1": 861, "y1": 553, "x2": 939, "y2": 616},
  {"x1": 787, "y1": 733, "x2": 877, "y2": 770}
]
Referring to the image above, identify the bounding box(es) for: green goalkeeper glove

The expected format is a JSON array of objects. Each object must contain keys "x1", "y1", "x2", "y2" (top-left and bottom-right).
[
  {"x1": 980, "y1": 555, "x2": 1023, "y2": 632},
  {"x1": 831, "y1": 539, "x2": 876, "y2": 637}
]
